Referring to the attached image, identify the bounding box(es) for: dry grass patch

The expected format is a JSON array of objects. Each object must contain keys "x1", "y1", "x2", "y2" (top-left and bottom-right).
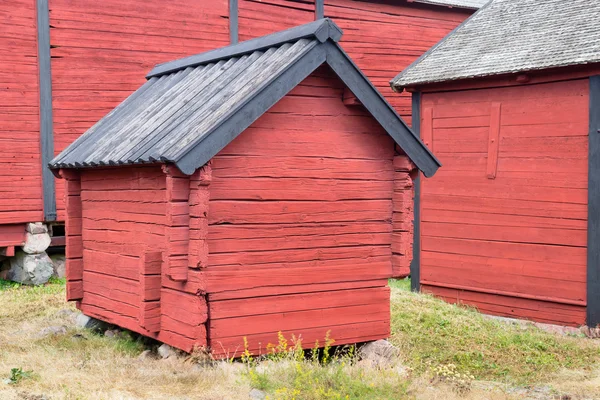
[{"x1": 0, "y1": 280, "x2": 250, "y2": 399}]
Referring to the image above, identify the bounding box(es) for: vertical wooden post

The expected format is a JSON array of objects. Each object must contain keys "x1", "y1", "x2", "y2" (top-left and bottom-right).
[
  {"x1": 163, "y1": 165, "x2": 190, "y2": 282},
  {"x1": 229, "y1": 0, "x2": 239, "y2": 44},
  {"x1": 36, "y1": 0, "x2": 56, "y2": 221},
  {"x1": 315, "y1": 0, "x2": 324, "y2": 19},
  {"x1": 58, "y1": 169, "x2": 83, "y2": 300},
  {"x1": 587, "y1": 76, "x2": 600, "y2": 327},
  {"x1": 410, "y1": 92, "x2": 421, "y2": 292}
]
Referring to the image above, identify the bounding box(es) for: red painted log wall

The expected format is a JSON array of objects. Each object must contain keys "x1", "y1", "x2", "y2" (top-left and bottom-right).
[
  {"x1": 0, "y1": 0, "x2": 43, "y2": 226},
  {"x1": 76, "y1": 167, "x2": 208, "y2": 351},
  {"x1": 419, "y1": 78, "x2": 589, "y2": 326},
  {"x1": 48, "y1": 0, "x2": 230, "y2": 221},
  {"x1": 206, "y1": 67, "x2": 398, "y2": 356}
]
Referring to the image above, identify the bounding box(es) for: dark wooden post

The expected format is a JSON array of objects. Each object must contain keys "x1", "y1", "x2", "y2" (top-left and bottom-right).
[
  {"x1": 315, "y1": 0, "x2": 324, "y2": 19},
  {"x1": 229, "y1": 0, "x2": 239, "y2": 44},
  {"x1": 587, "y1": 76, "x2": 600, "y2": 327},
  {"x1": 410, "y1": 92, "x2": 421, "y2": 292},
  {"x1": 36, "y1": 0, "x2": 57, "y2": 221}
]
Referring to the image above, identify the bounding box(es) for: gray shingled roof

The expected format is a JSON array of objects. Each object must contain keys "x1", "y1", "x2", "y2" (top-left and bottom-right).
[
  {"x1": 392, "y1": 0, "x2": 600, "y2": 90},
  {"x1": 413, "y1": 0, "x2": 488, "y2": 10},
  {"x1": 50, "y1": 19, "x2": 441, "y2": 177}
]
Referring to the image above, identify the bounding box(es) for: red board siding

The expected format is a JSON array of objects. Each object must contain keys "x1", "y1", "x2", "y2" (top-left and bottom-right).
[
  {"x1": 206, "y1": 68, "x2": 395, "y2": 355},
  {"x1": 77, "y1": 167, "x2": 207, "y2": 351},
  {"x1": 0, "y1": 0, "x2": 43, "y2": 225},
  {"x1": 420, "y1": 79, "x2": 589, "y2": 326},
  {"x1": 48, "y1": 0, "x2": 230, "y2": 220}
]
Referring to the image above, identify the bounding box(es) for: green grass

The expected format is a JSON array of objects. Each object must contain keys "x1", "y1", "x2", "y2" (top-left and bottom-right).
[
  {"x1": 388, "y1": 278, "x2": 600, "y2": 384},
  {"x1": 0, "y1": 278, "x2": 20, "y2": 291}
]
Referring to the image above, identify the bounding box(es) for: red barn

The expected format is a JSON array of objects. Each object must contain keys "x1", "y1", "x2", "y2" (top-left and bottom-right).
[
  {"x1": 391, "y1": 0, "x2": 600, "y2": 327},
  {"x1": 1, "y1": 0, "x2": 481, "y2": 272},
  {"x1": 49, "y1": 19, "x2": 439, "y2": 356}
]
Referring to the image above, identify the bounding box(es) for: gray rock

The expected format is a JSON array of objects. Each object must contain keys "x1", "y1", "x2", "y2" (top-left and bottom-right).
[
  {"x1": 7, "y1": 251, "x2": 54, "y2": 285},
  {"x1": 26, "y1": 222, "x2": 49, "y2": 235},
  {"x1": 37, "y1": 325, "x2": 67, "y2": 338},
  {"x1": 74, "y1": 313, "x2": 111, "y2": 331},
  {"x1": 358, "y1": 339, "x2": 399, "y2": 369},
  {"x1": 158, "y1": 343, "x2": 177, "y2": 359},
  {"x1": 22, "y1": 231, "x2": 51, "y2": 254},
  {"x1": 49, "y1": 254, "x2": 66, "y2": 279},
  {"x1": 249, "y1": 389, "x2": 266, "y2": 400}
]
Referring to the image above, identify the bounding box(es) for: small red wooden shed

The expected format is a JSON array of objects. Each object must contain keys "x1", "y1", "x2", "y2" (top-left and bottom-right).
[
  {"x1": 50, "y1": 19, "x2": 439, "y2": 356},
  {"x1": 391, "y1": 0, "x2": 600, "y2": 327}
]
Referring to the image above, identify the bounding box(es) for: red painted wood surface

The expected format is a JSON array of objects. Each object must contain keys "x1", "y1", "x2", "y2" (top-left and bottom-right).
[
  {"x1": 0, "y1": 0, "x2": 43, "y2": 225},
  {"x1": 0, "y1": 224, "x2": 26, "y2": 247},
  {"x1": 48, "y1": 0, "x2": 230, "y2": 221},
  {"x1": 206, "y1": 68, "x2": 397, "y2": 356},
  {"x1": 419, "y1": 79, "x2": 589, "y2": 326},
  {"x1": 76, "y1": 166, "x2": 207, "y2": 350}
]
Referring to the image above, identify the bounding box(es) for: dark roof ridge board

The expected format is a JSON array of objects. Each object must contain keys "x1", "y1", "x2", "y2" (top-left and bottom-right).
[
  {"x1": 147, "y1": 18, "x2": 343, "y2": 78},
  {"x1": 389, "y1": 0, "x2": 495, "y2": 91}
]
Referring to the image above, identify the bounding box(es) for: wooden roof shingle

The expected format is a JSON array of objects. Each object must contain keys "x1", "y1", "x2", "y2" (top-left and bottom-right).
[{"x1": 392, "y1": 0, "x2": 600, "y2": 90}]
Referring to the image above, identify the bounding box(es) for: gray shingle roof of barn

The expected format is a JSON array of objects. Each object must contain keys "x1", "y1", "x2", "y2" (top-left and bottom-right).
[
  {"x1": 391, "y1": 0, "x2": 600, "y2": 90},
  {"x1": 413, "y1": 0, "x2": 488, "y2": 10},
  {"x1": 50, "y1": 19, "x2": 441, "y2": 177}
]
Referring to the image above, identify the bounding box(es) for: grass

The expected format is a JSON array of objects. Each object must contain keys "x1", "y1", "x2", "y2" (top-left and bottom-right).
[
  {"x1": 388, "y1": 279, "x2": 600, "y2": 384},
  {"x1": 0, "y1": 278, "x2": 599, "y2": 399}
]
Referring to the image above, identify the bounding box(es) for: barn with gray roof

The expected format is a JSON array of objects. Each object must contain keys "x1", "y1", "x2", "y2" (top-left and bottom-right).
[{"x1": 392, "y1": 0, "x2": 600, "y2": 327}]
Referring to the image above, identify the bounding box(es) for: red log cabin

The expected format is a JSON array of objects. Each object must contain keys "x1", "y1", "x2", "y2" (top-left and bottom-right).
[
  {"x1": 391, "y1": 0, "x2": 600, "y2": 327},
  {"x1": 49, "y1": 19, "x2": 439, "y2": 355},
  {"x1": 1, "y1": 0, "x2": 483, "y2": 274}
]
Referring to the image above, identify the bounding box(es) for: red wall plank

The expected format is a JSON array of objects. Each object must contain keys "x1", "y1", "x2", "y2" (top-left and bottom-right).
[{"x1": 420, "y1": 79, "x2": 590, "y2": 325}]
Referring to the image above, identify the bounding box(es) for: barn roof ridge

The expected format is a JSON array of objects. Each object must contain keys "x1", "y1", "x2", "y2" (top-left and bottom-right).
[
  {"x1": 412, "y1": 0, "x2": 489, "y2": 10},
  {"x1": 50, "y1": 20, "x2": 441, "y2": 178},
  {"x1": 391, "y1": 0, "x2": 600, "y2": 91},
  {"x1": 147, "y1": 18, "x2": 344, "y2": 78}
]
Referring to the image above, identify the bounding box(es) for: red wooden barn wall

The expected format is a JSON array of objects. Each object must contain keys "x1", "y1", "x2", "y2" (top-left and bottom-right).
[
  {"x1": 0, "y1": 0, "x2": 44, "y2": 229},
  {"x1": 419, "y1": 79, "x2": 589, "y2": 326},
  {"x1": 48, "y1": 0, "x2": 230, "y2": 221}
]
